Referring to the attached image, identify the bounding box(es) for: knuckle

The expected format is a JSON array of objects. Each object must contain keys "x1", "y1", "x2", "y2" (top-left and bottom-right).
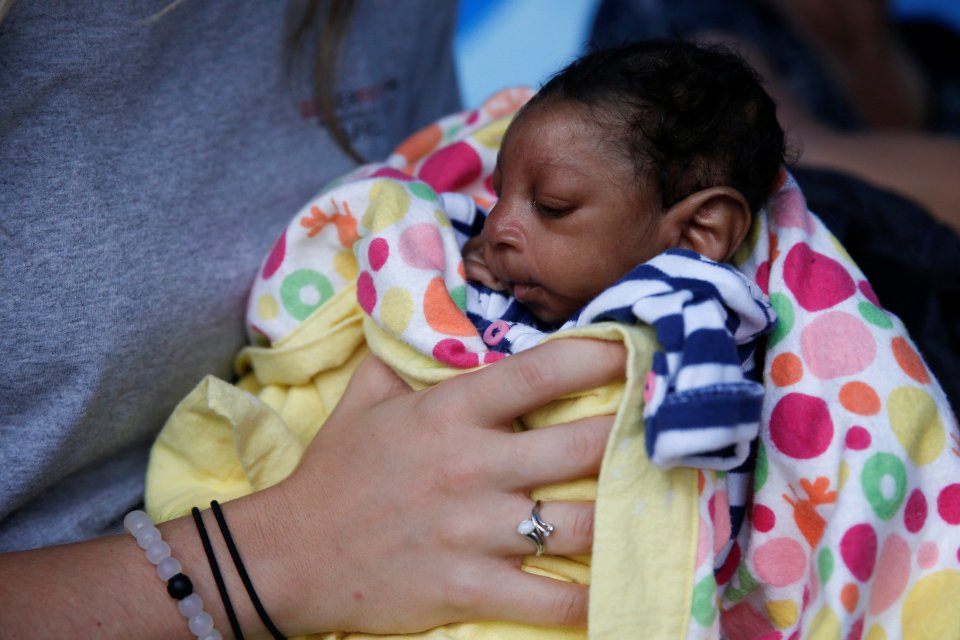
[
  {"x1": 435, "y1": 452, "x2": 484, "y2": 495},
  {"x1": 512, "y1": 354, "x2": 553, "y2": 398},
  {"x1": 569, "y1": 506, "x2": 595, "y2": 546},
  {"x1": 564, "y1": 421, "x2": 606, "y2": 463}
]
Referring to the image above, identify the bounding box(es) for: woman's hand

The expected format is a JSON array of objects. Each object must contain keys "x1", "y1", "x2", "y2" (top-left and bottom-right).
[
  {"x1": 247, "y1": 337, "x2": 626, "y2": 635},
  {"x1": 0, "y1": 338, "x2": 625, "y2": 638}
]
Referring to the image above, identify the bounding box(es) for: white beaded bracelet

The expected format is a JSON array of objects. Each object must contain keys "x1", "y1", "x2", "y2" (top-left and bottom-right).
[{"x1": 124, "y1": 510, "x2": 223, "y2": 640}]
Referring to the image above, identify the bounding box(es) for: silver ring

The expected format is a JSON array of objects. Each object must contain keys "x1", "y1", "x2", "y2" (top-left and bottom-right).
[{"x1": 516, "y1": 500, "x2": 555, "y2": 556}]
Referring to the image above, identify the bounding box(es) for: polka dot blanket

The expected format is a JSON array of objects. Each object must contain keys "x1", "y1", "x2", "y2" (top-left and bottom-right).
[{"x1": 149, "y1": 89, "x2": 960, "y2": 640}]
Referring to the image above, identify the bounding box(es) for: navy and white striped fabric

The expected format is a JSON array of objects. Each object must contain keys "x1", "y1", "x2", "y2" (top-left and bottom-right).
[{"x1": 465, "y1": 247, "x2": 776, "y2": 472}]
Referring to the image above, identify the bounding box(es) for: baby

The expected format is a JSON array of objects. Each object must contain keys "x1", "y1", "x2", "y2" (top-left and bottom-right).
[
  {"x1": 151, "y1": 39, "x2": 784, "y2": 638},
  {"x1": 462, "y1": 39, "x2": 784, "y2": 326}
]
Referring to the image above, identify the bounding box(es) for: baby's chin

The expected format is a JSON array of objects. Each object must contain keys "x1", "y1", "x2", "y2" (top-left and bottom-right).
[{"x1": 519, "y1": 295, "x2": 582, "y2": 326}]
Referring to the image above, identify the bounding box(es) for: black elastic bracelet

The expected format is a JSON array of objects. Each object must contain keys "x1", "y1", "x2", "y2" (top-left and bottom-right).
[
  {"x1": 193, "y1": 506, "x2": 246, "y2": 640},
  {"x1": 210, "y1": 500, "x2": 287, "y2": 640}
]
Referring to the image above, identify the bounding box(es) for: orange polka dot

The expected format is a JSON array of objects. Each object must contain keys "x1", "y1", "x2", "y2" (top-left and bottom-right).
[
  {"x1": 841, "y1": 583, "x2": 859, "y2": 613},
  {"x1": 839, "y1": 381, "x2": 881, "y2": 416},
  {"x1": 394, "y1": 123, "x2": 443, "y2": 165},
  {"x1": 481, "y1": 86, "x2": 534, "y2": 119},
  {"x1": 770, "y1": 352, "x2": 803, "y2": 387},
  {"x1": 457, "y1": 260, "x2": 465, "y2": 279},
  {"x1": 698, "y1": 470, "x2": 705, "y2": 495},
  {"x1": 892, "y1": 337, "x2": 931, "y2": 384},
  {"x1": 423, "y1": 278, "x2": 478, "y2": 337},
  {"x1": 473, "y1": 195, "x2": 493, "y2": 210}
]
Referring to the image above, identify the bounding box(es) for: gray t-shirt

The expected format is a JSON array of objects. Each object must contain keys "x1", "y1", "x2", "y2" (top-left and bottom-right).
[{"x1": 0, "y1": 0, "x2": 461, "y2": 551}]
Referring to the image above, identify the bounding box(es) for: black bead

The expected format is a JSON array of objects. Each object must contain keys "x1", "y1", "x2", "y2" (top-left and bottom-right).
[{"x1": 166, "y1": 573, "x2": 194, "y2": 600}]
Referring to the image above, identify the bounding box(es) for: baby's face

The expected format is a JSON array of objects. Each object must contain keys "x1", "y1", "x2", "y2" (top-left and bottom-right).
[{"x1": 467, "y1": 100, "x2": 668, "y2": 324}]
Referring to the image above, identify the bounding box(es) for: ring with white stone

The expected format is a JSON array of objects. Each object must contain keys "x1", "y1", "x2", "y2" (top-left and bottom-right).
[{"x1": 516, "y1": 500, "x2": 555, "y2": 556}]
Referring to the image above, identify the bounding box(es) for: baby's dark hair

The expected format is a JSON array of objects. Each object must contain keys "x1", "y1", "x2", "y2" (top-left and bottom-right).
[{"x1": 529, "y1": 40, "x2": 786, "y2": 214}]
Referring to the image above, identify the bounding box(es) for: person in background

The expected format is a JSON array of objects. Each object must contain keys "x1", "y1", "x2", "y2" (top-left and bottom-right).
[{"x1": 589, "y1": 0, "x2": 960, "y2": 410}]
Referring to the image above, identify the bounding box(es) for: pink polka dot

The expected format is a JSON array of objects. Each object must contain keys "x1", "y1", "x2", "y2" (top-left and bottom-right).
[
  {"x1": 937, "y1": 484, "x2": 960, "y2": 524},
  {"x1": 482, "y1": 319, "x2": 510, "y2": 346},
  {"x1": 696, "y1": 519, "x2": 710, "y2": 569},
  {"x1": 371, "y1": 167, "x2": 414, "y2": 181},
  {"x1": 643, "y1": 370, "x2": 657, "y2": 404},
  {"x1": 432, "y1": 338, "x2": 479, "y2": 368},
  {"x1": 399, "y1": 223, "x2": 446, "y2": 271},
  {"x1": 711, "y1": 490, "x2": 731, "y2": 555},
  {"x1": 754, "y1": 260, "x2": 771, "y2": 295},
  {"x1": 845, "y1": 426, "x2": 871, "y2": 450},
  {"x1": 418, "y1": 141, "x2": 483, "y2": 192},
  {"x1": 917, "y1": 541, "x2": 939, "y2": 569},
  {"x1": 753, "y1": 504, "x2": 776, "y2": 533},
  {"x1": 722, "y1": 603, "x2": 778, "y2": 639},
  {"x1": 847, "y1": 618, "x2": 864, "y2": 640},
  {"x1": 769, "y1": 393, "x2": 834, "y2": 459},
  {"x1": 716, "y1": 541, "x2": 741, "y2": 586},
  {"x1": 754, "y1": 537, "x2": 807, "y2": 586},
  {"x1": 783, "y1": 243, "x2": 855, "y2": 312},
  {"x1": 770, "y1": 187, "x2": 812, "y2": 231},
  {"x1": 368, "y1": 238, "x2": 389, "y2": 271},
  {"x1": 841, "y1": 523, "x2": 878, "y2": 582},
  {"x1": 482, "y1": 352, "x2": 505, "y2": 364},
  {"x1": 868, "y1": 534, "x2": 911, "y2": 614},
  {"x1": 800, "y1": 311, "x2": 877, "y2": 379},
  {"x1": 465, "y1": 109, "x2": 480, "y2": 126},
  {"x1": 263, "y1": 229, "x2": 286, "y2": 279},
  {"x1": 357, "y1": 271, "x2": 376, "y2": 315},
  {"x1": 904, "y1": 489, "x2": 927, "y2": 533},
  {"x1": 858, "y1": 280, "x2": 881, "y2": 307}
]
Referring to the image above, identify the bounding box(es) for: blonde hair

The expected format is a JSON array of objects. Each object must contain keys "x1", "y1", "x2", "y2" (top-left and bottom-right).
[
  {"x1": 0, "y1": 0, "x2": 14, "y2": 24},
  {"x1": 290, "y1": 0, "x2": 363, "y2": 163}
]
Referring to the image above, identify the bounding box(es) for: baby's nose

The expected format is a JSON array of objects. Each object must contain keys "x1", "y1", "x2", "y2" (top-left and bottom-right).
[{"x1": 482, "y1": 201, "x2": 525, "y2": 250}]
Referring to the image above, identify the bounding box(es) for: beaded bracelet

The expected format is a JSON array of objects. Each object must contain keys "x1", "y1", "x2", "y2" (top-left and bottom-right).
[{"x1": 124, "y1": 510, "x2": 223, "y2": 640}]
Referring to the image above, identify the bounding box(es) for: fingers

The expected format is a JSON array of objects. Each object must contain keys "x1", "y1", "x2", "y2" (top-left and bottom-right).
[
  {"x1": 491, "y1": 415, "x2": 614, "y2": 488},
  {"x1": 467, "y1": 567, "x2": 589, "y2": 628},
  {"x1": 433, "y1": 338, "x2": 626, "y2": 430},
  {"x1": 500, "y1": 500, "x2": 595, "y2": 557}
]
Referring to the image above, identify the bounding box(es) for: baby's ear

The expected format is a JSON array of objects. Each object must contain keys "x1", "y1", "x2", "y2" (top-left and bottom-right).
[{"x1": 663, "y1": 187, "x2": 752, "y2": 262}]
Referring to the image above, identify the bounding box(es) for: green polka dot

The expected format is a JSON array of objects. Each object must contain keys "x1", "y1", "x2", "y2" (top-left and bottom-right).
[
  {"x1": 754, "y1": 441, "x2": 768, "y2": 491},
  {"x1": 408, "y1": 181, "x2": 438, "y2": 202},
  {"x1": 444, "y1": 123, "x2": 464, "y2": 141},
  {"x1": 818, "y1": 548, "x2": 834, "y2": 583},
  {"x1": 861, "y1": 452, "x2": 908, "y2": 521},
  {"x1": 768, "y1": 293, "x2": 794, "y2": 347},
  {"x1": 449, "y1": 285, "x2": 467, "y2": 312},
  {"x1": 691, "y1": 574, "x2": 717, "y2": 626},
  {"x1": 725, "y1": 564, "x2": 760, "y2": 603},
  {"x1": 280, "y1": 269, "x2": 333, "y2": 321},
  {"x1": 859, "y1": 301, "x2": 893, "y2": 329}
]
